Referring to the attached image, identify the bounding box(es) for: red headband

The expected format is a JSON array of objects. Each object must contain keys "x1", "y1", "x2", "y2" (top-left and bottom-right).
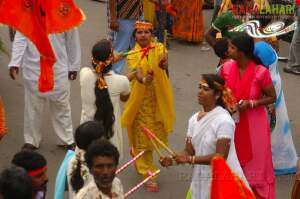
[{"x1": 27, "y1": 166, "x2": 48, "y2": 177}]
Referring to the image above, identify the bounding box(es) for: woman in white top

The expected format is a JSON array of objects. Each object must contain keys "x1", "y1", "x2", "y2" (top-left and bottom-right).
[
  {"x1": 160, "y1": 74, "x2": 249, "y2": 199},
  {"x1": 80, "y1": 39, "x2": 130, "y2": 159}
]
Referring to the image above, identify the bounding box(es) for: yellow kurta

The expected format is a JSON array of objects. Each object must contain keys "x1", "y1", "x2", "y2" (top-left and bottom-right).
[{"x1": 121, "y1": 42, "x2": 175, "y2": 178}]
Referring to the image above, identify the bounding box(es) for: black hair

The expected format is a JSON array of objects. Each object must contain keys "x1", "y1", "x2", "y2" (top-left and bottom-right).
[
  {"x1": 75, "y1": 121, "x2": 109, "y2": 149},
  {"x1": 0, "y1": 166, "x2": 32, "y2": 199},
  {"x1": 85, "y1": 139, "x2": 120, "y2": 170},
  {"x1": 213, "y1": 38, "x2": 229, "y2": 59},
  {"x1": 91, "y1": 39, "x2": 115, "y2": 139},
  {"x1": 71, "y1": 121, "x2": 108, "y2": 192},
  {"x1": 202, "y1": 74, "x2": 226, "y2": 109},
  {"x1": 11, "y1": 151, "x2": 47, "y2": 171},
  {"x1": 231, "y1": 33, "x2": 263, "y2": 65}
]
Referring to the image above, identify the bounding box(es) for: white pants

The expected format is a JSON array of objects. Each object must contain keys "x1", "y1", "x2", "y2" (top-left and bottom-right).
[{"x1": 24, "y1": 82, "x2": 74, "y2": 147}]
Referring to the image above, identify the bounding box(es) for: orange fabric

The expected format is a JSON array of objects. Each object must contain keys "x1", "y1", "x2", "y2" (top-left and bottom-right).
[
  {"x1": 210, "y1": 156, "x2": 256, "y2": 199},
  {"x1": 46, "y1": 0, "x2": 85, "y2": 33},
  {"x1": 172, "y1": 0, "x2": 204, "y2": 43},
  {"x1": 0, "y1": 0, "x2": 84, "y2": 92},
  {"x1": 0, "y1": 97, "x2": 7, "y2": 139}
]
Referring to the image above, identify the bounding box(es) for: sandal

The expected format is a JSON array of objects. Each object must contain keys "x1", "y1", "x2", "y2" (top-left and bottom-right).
[
  {"x1": 21, "y1": 143, "x2": 38, "y2": 151},
  {"x1": 283, "y1": 65, "x2": 300, "y2": 75},
  {"x1": 145, "y1": 181, "x2": 159, "y2": 192}
]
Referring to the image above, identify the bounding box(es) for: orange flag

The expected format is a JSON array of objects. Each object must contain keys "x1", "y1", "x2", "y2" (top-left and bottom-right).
[
  {"x1": 46, "y1": 0, "x2": 85, "y2": 33},
  {"x1": 0, "y1": 0, "x2": 84, "y2": 92},
  {"x1": 210, "y1": 155, "x2": 256, "y2": 199},
  {"x1": 0, "y1": 97, "x2": 7, "y2": 140}
]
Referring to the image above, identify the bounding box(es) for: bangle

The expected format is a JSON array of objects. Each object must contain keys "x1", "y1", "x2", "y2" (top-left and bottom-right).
[
  {"x1": 249, "y1": 100, "x2": 253, "y2": 109},
  {"x1": 188, "y1": 156, "x2": 192, "y2": 164},
  {"x1": 249, "y1": 100, "x2": 257, "y2": 109},
  {"x1": 185, "y1": 137, "x2": 192, "y2": 143},
  {"x1": 191, "y1": 156, "x2": 195, "y2": 165}
]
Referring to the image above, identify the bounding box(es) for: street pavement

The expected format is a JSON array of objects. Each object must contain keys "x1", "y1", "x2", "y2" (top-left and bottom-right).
[{"x1": 0, "y1": 0, "x2": 299, "y2": 198}]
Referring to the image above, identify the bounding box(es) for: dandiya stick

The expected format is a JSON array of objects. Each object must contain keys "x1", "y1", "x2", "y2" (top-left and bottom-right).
[
  {"x1": 141, "y1": 123, "x2": 163, "y2": 156},
  {"x1": 141, "y1": 125, "x2": 176, "y2": 156},
  {"x1": 124, "y1": 170, "x2": 160, "y2": 198},
  {"x1": 163, "y1": 29, "x2": 167, "y2": 55},
  {"x1": 150, "y1": 138, "x2": 163, "y2": 157},
  {"x1": 116, "y1": 151, "x2": 145, "y2": 175},
  {"x1": 123, "y1": 45, "x2": 156, "y2": 57}
]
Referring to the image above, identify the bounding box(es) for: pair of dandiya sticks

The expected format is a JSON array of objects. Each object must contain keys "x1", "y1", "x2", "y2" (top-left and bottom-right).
[
  {"x1": 114, "y1": 125, "x2": 172, "y2": 198},
  {"x1": 115, "y1": 149, "x2": 160, "y2": 198}
]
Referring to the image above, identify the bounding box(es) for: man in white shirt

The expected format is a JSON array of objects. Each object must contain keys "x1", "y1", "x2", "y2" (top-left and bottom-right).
[
  {"x1": 8, "y1": 28, "x2": 81, "y2": 150},
  {"x1": 76, "y1": 139, "x2": 124, "y2": 199}
]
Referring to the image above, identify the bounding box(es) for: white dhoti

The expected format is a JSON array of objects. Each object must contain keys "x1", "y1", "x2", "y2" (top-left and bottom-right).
[{"x1": 24, "y1": 80, "x2": 74, "y2": 147}]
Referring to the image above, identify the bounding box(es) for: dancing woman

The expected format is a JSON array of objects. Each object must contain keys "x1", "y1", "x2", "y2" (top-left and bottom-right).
[
  {"x1": 160, "y1": 74, "x2": 249, "y2": 199},
  {"x1": 121, "y1": 21, "x2": 175, "y2": 192}
]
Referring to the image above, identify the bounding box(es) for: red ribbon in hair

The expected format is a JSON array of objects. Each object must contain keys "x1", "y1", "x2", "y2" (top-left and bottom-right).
[{"x1": 27, "y1": 166, "x2": 48, "y2": 177}]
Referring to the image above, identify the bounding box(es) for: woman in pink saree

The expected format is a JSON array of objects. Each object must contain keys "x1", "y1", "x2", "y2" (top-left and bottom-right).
[{"x1": 220, "y1": 33, "x2": 276, "y2": 199}]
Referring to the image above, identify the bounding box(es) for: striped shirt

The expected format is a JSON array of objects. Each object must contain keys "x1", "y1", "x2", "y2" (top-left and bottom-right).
[{"x1": 117, "y1": 0, "x2": 142, "y2": 20}]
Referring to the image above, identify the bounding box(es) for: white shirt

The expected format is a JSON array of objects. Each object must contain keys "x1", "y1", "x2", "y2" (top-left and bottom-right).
[
  {"x1": 80, "y1": 67, "x2": 130, "y2": 159},
  {"x1": 75, "y1": 178, "x2": 124, "y2": 199},
  {"x1": 8, "y1": 29, "x2": 81, "y2": 97},
  {"x1": 187, "y1": 106, "x2": 249, "y2": 199}
]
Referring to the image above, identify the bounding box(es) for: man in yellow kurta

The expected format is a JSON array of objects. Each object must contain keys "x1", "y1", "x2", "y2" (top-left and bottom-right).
[{"x1": 121, "y1": 21, "x2": 175, "y2": 192}]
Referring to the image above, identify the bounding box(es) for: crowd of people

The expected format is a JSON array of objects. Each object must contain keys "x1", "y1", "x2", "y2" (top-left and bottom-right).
[{"x1": 0, "y1": 0, "x2": 300, "y2": 198}]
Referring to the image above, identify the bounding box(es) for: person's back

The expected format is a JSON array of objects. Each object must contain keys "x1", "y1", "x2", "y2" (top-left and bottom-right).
[{"x1": 80, "y1": 39, "x2": 130, "y2": 159}]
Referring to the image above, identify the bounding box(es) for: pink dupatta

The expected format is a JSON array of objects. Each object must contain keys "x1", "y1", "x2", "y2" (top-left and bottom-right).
[{"x1": 221, "y1": 60, "x2": 257, "y2": 166}]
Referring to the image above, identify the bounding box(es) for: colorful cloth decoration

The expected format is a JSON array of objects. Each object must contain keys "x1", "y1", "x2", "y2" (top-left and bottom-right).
[
  {"x1": 92, "y1": 52, "x2": 114, "y2": 90},
  {"x1": 0, "y1": 0, "x2": 85, "y2": 92},
  {"x1": 135, "y1": 21, "x2": 153, "y2": 30}
]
